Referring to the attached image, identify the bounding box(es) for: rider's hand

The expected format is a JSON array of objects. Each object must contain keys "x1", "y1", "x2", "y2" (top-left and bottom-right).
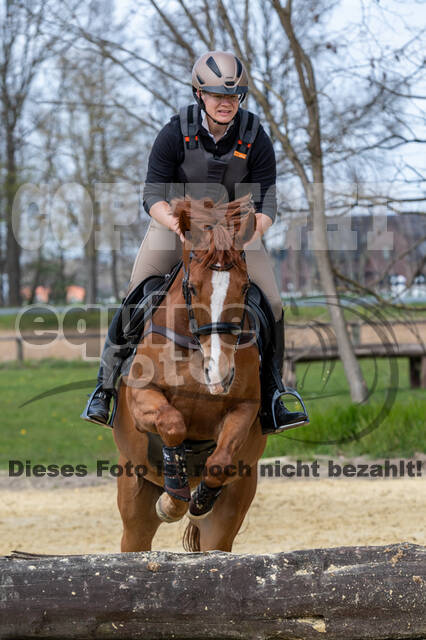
[
  {"x1": 243, "y1": 213, "x2": 272, "y2": 249},
  {"x1": 149, "y1": 201, "x2": 185, "y2": 243}
]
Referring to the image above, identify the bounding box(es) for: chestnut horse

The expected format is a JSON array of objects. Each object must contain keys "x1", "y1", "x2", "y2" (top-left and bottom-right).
[{"x1": 112, "y1": 195, "x2": 267, "y2": 552}]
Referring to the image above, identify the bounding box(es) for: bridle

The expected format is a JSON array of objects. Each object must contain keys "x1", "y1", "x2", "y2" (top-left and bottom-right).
[{"x1": 182, "y1": 250, "x2": 254, "y2": 350}]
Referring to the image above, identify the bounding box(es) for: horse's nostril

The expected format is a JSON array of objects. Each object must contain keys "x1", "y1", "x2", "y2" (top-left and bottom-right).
[{"x1": 204, "y1": 368, "x2": 211, "y2": 384}]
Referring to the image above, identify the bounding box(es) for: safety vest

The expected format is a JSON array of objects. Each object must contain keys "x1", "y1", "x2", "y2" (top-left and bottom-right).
[{"x1": 173, "y1": 104, "x2": 260, "y2": 202}]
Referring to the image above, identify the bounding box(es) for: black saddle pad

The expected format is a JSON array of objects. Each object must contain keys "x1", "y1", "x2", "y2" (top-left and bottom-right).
[{"x1": 121, "y1": 261, "x2": 182, "y2": 344}]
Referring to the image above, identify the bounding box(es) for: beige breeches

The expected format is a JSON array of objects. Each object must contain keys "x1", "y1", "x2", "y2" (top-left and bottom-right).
[{"x1": 127, "y1": 219, "x2": 283, "y2": 321}]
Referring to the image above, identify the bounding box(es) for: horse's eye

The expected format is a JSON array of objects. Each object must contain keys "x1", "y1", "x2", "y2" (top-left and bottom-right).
[{"x1": 189, "y1": 284, "x2": 197, "y2": 296}]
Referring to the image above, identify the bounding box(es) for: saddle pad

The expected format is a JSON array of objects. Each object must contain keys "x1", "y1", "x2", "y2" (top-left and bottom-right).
[
  {"x1": 147, "y1": 432, "x2": 216, "y2": 478},
  {"x1": 122, "y1": 261, "x2": 182, "y2": 344}
]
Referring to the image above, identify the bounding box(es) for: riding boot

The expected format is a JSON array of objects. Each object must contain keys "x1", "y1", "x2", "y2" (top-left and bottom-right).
[
  {"x1": 81, "y1": 305, "x2": 131, "y2": 427},
  {"x1": 259, "y1": 312, "x2": 309, "y2": 435}
]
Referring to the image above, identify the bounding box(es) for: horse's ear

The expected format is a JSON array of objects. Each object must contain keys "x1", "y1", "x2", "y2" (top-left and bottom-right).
[
  {"x1": 172, "y1": 198, "x2": 211, "y2": 247},
  {"x1": 171, "y1": 198, "x2": 191, "y2": 239},
  {"x1": 234, "y1": 211, "x2": 257, "y2": 248}
]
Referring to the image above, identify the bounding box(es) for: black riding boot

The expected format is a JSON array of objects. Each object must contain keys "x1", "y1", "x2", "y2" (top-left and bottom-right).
[
  {"x1": 81, "y1": 305, "x2": 131, "y2": 426},
  {"x1": 259, "y1": 312, "x2": 309, "y2": 435}
]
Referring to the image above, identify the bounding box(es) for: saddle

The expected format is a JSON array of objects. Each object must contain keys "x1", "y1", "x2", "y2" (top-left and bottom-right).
[
  {"x1": 121, "y1": 261, "x2": 182, "y2": 346},
  {"x1": 121, "y1": 261, "x2": 275, "y2": 359}
]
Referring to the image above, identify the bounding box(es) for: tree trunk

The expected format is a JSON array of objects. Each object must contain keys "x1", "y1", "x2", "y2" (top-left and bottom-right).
[
  {"x1": 270, "y1": 1, "x2": 368, "y2": 403},
  {"x1": 0, "y1": 238, "x2": 4, "y2": 307},
  {"x1": 311, "y1": 183, "x2": 368, "y2": 403},
  {"x1": 28, "y1": 247, "x2": 44, "y2": 305},
  {"x1": 5, "y1": 126, "x2": 21, "y2": 306},
  {"x1": 111, "y1": 246, "x2": 120, "y2": 301},
  {"x1": 0, "y1": 543, "x2": 424, "y2": 639},
  {"x1": 85, "y1": 185, "x2": 97, "y2": 305},
  {"x1": 85, "y1": 231, "x2": 97, "y2": 304}
]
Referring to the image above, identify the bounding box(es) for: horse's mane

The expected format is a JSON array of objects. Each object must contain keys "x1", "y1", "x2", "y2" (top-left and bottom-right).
[{"x1": 172, "y1": 194, "x2": 256, "y2": 270}]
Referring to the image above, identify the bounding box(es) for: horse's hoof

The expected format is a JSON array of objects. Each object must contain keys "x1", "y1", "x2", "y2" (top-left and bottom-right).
[
  {"x1": 187, "y1": 506, "x2": 213, "y2": 521},
  {"x1": 155, "y1": 493, "x2": 189, "y2": 523},
  {"x1": 187, "y1": 481, "x2": 222, "y2": 520}
]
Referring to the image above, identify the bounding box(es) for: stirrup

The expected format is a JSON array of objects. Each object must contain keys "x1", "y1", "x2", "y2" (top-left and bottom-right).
[
  {"x1": 80, "y1": 383, "x2": 118, "y2": 428},
  {"x1": 271, "y1": 387, "x2": 309, "y2": 433}
]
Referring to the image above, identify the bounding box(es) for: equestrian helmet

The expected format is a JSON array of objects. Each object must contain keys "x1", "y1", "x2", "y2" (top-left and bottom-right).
[{"x1": 192, "y1": 51, "x2": 248, "y2": 98}]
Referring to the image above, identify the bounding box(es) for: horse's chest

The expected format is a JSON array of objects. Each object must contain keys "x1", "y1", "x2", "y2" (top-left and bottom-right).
[{"x1": 164, "y1": 388, "x2": 227, "y2": 439}]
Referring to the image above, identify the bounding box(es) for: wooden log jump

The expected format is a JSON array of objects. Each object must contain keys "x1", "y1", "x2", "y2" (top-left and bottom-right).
[{"x1": 0, "y1": 543, "x2": 425, "y2": 639}]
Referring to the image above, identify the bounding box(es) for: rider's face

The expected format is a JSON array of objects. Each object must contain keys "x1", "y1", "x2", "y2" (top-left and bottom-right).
[{"x1": 199, "y1": 90, "x2": 240, "y2": 124}]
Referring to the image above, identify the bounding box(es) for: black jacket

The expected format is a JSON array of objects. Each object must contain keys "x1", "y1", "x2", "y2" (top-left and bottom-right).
[{"x1": 143, "y1": 108, "x2": 277, "y2": 220}]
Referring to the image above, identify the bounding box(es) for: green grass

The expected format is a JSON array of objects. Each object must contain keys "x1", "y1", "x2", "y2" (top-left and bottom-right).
[
  {"x1": 263, "y1": 358, "x2": 425, "y2": 459},
  {"x1": 284, "y1": 300, "x2": 426, "y2": 325},
  {"x1": 0, "y1": 357, "x2": 424, "y2": 471},
  {"x1": 0, "y1": 299, "x2": 424, "y2": 332},
  {"x1": 0, "y1": 308, "x2": 116, "y2": 332},
  {"x1": 0, "y1": 360, "x2": 116, "y2": 472}
]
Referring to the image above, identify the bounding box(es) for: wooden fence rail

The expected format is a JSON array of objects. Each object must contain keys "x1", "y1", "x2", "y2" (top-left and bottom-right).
[{"x1": 285, "y1": 342, "x2": 426, "y2": 388}]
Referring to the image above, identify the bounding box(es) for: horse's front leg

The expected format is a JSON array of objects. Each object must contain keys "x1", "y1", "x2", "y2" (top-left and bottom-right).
[
  {"x1": 189, "y1": 403, "x2": 260, "y2": 519},
  {"x1": 130, "y1": 386, "x2": 190, "y2": 523}
]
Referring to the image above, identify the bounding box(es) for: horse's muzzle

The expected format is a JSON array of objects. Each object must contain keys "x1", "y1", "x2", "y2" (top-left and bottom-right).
[{"x1": 205, "y1": 367, "x2": 235, "y2": 395}]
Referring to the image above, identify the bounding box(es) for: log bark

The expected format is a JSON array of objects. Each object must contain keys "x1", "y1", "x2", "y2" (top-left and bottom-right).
[{"x1": 0, "y1": 543, "x2": 425, "y2": 639}]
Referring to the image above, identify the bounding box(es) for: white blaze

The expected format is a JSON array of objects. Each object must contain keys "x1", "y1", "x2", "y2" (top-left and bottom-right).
[{"x1": 208, "y1": 269, "x2": 230, "y2": 383}]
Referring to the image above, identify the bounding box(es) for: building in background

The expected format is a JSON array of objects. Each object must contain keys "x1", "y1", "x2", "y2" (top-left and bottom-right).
[{"x1": 266, "y1": 213, "x2": 425, "y2": 299}]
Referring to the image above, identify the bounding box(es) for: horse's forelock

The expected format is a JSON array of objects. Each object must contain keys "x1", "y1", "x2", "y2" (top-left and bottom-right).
[{"x1": 173, "y1": 195, "x2": 255, "y2": 268}]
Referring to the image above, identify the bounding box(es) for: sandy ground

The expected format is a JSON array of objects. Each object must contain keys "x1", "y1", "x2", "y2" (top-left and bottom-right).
[
  {"x1": 1, "y1": 466, "x2": 424, "y2": 556},
  {"x1": 1, "y1": 320, "x2": 424, "y2": 362},
  {"x1": 1, "y1": 321, "x2": 424, "y2": 555}
]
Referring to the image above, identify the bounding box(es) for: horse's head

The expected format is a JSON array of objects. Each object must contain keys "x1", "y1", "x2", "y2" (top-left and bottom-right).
[{"x1": 172, "y1": 195, "x2": 257, "y2": 395}]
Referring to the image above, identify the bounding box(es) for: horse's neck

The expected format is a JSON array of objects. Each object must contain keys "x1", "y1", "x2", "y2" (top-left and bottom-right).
[{"x1": 152, "y1": 269, "x2": 191, "y2": 335}]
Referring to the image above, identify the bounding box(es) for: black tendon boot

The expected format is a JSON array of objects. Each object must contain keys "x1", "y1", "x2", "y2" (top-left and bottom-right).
[
  {"x1": 259, "y1": 312, "x2": 309, "y2": 435},
  {"x1": 81, "y1": 306, "x2": 131, "y2": 427}
]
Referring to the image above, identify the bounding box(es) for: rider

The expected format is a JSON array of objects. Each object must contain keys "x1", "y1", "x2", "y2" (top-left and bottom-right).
[{"x1": 82, "y1": 51, "x2": 308, "y2": 433}]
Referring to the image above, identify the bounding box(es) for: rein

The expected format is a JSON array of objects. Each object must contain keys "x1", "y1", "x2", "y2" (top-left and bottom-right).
[
  {"x1": 182, "y1": 250, "x2": 250, "y2": 351},
  {"x1": 141, "y1": 251, "x2": 255, "y2": 350}
]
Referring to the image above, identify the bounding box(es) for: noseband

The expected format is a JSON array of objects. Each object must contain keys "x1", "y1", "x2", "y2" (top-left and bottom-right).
[{"x1": 182, "y1": 251, "x2": 252, "y2": 349}]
